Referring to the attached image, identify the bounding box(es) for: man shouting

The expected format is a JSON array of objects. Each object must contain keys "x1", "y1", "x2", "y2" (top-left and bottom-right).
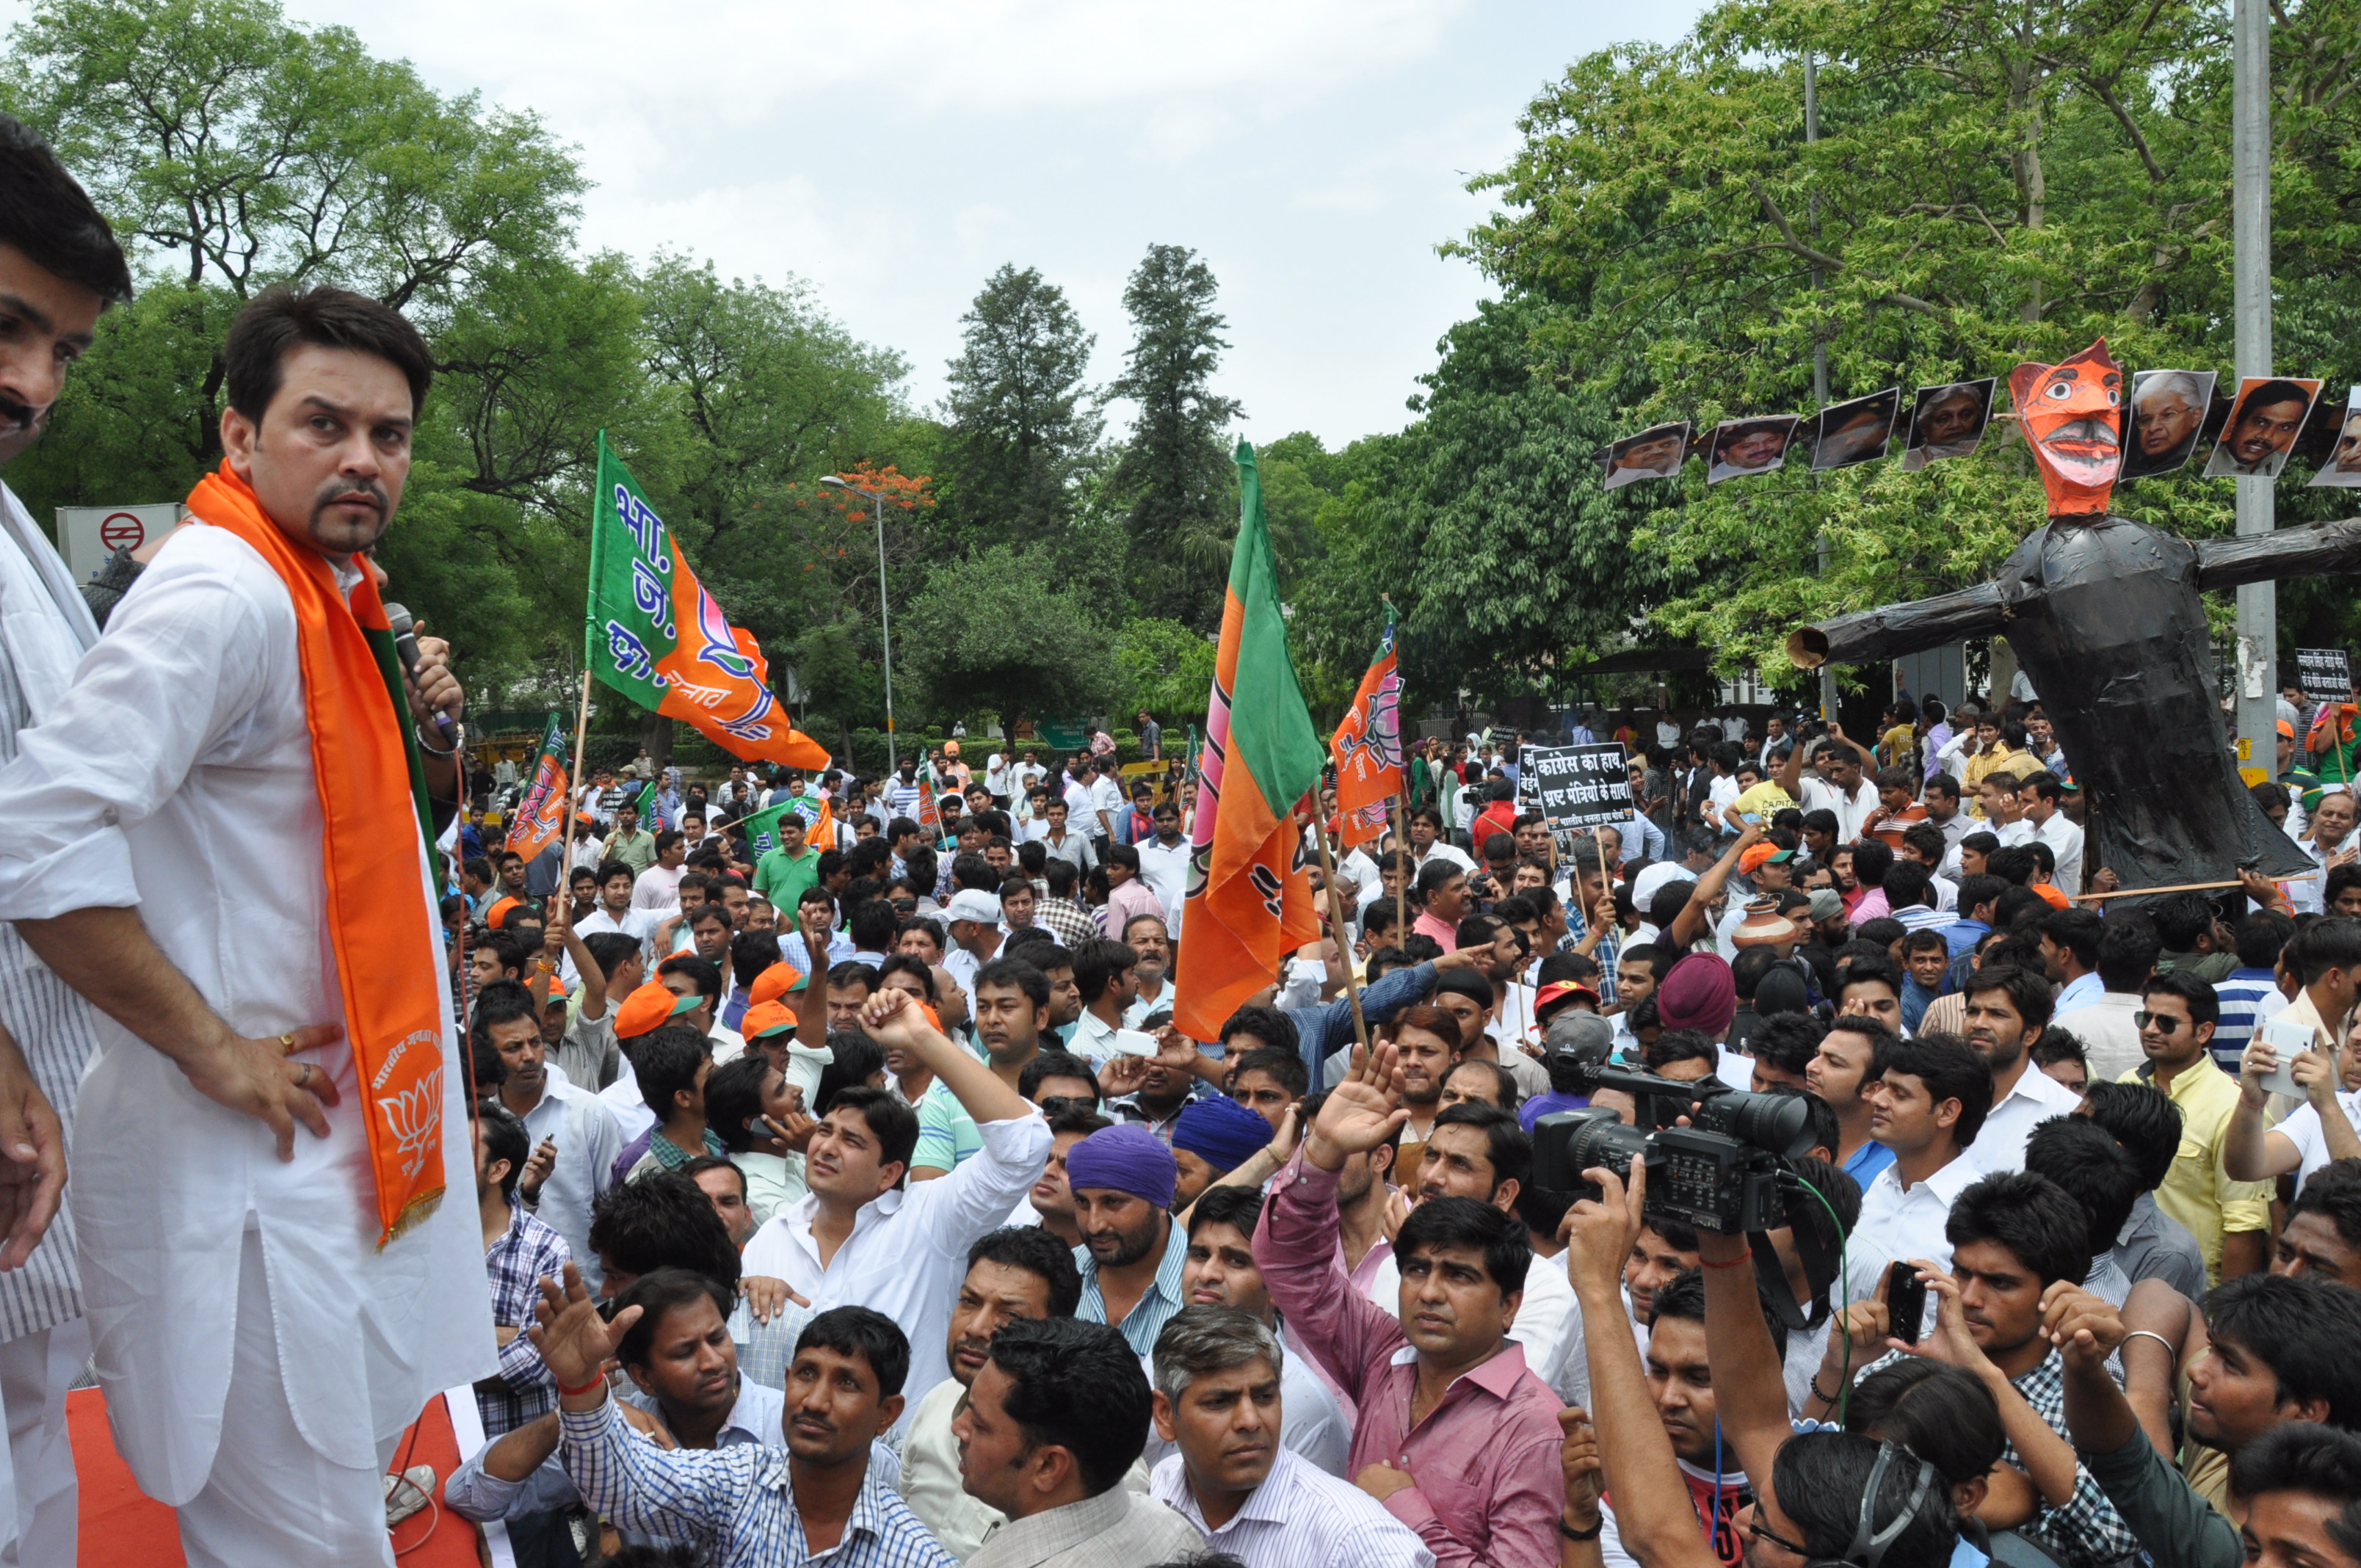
[{"x1": 0, "y1": 285, "x2": 493, "y2": 1563}]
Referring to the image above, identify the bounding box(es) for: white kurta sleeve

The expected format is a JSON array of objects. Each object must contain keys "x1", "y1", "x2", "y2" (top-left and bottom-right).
[{"x1": 0, "y1": 545, "x2": 269, "y2": 919}]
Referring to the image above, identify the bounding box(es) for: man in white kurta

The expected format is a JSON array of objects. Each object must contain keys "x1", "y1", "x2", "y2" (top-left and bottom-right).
[{"x1": 0, "y1": 295, "x2": 494, "y2": 1564}]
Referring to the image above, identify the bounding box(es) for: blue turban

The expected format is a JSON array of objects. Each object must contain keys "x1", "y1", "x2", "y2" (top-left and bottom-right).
[
  {"x1": 1065, "y1": 1124, "x2": 1177, "y2": 1211},
  {"x1": 1172, "y1": 1095, "x2": 1273, "y2": 1177}
]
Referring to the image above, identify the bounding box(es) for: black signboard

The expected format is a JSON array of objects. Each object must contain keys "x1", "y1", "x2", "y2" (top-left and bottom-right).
[{"x1": 2299, "y1": 647, "x2": 2353, "y2": 706}]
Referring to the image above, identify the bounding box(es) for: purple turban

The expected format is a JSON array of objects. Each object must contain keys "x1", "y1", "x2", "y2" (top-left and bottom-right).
[
  {"x1": 1656, "y1": 952, "x2": 1737, "y2": 1037},
  {"x1": 1172, "y1": 1095, "x2": 1273, "y2": 1175},
  {"x1": 1064, "y1": 1124, "x2": 1177, "y2": 1211}
]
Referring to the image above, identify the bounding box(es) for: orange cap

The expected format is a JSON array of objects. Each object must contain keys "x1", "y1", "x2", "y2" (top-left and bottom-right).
[
  {"x1": 615, "y1": 980, "x2": 700, "y2": 1039},
  {"x1": 743, "y1": 999, "x2": 797, "y2": 1039},
  {"x1": 749, "y1": 961, "x2": 805, "y2": 1007},
  {"x1": 1738, "y1": 842, "x2": 1794, "y2": 875},
  {"x1": 2280, "y1": 719, "x2": 2297, "y2": 739},
  {"x1": 485, "y1": 896, "x2": 524, "y2": 929}
]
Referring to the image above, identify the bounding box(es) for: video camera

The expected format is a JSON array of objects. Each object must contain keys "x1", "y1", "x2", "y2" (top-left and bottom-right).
[{"x1": 1531, "y1": 1061, "x2": 1815, "y2": 1237}]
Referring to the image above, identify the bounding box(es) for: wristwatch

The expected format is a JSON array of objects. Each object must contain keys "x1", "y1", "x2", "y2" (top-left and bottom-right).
[{"x1": 1560, "y1": 1514, "x2": 1603, "y2": 1542}]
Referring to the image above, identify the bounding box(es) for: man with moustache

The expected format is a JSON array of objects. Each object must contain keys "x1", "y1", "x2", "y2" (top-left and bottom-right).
[
  {"x1": 898, "y1": 1227, "x2": 1081, "y2": 1561},
  {"x1": 2210, "y1": 379, "x2": 2317, "y2": 477},
  {"x1": 0, "y1": 117, "x2": 131, "y2": 1566},
  {"x1": 1708, "y1": 417, "x2": 1793, "y2": 481},
  {"x1": 0, "y1": 284, "x2": 491, "y2": 1561}
]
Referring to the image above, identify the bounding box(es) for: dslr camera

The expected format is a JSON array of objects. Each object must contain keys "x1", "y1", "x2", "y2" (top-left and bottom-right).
[{"x1": 1531, "y1": 1061, "x2": 1815, "y2": 1236}]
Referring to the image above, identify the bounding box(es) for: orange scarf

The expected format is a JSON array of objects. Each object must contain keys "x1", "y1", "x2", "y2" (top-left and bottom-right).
[{"x1": 186, "y1": 464, "x2": 448, "y2": 1246}]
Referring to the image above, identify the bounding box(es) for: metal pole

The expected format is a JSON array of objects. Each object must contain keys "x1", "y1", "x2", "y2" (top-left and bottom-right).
[
  {"x1": 874, "y1": 490, "x2": 898, "y2": 773},
  {"x1": 1806, "y1": 48, "x2": 1840, "y2": 726},
  {"x1": 2232, "y1": 0, "x2": 2277, "y2": 777}
]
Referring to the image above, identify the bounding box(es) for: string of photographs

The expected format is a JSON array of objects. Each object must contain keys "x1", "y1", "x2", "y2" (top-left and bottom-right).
[{"x1": 1602, "y1": 375, "x2": 2361, "y2": 493}]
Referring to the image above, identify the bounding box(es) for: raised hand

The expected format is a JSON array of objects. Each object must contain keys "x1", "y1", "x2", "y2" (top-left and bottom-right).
[
  {"x1": 526, "y1": 1262, "x2": 637, "y2": 1398},
  {"x1": 857, "y1": 987, "x2": 927, "y2": 1051},
  {"x1": 1097, "y1": 1053, "x2": 1152, "y2": 1100},
  {"x1": 517, "y1": 1136, "x2": 557, "y2": 1205},
  {"x1": 1305, "y1": 1042, "x2": 1407, "y2": 1173},
  {"x1": 2041, "y1": 1282, "x2": 2126, "y2": 1374}
]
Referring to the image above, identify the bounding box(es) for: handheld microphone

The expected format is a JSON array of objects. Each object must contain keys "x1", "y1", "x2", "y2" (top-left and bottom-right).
[{"x1": 382, "y1": 601, "x2": 456, "y2": 738}]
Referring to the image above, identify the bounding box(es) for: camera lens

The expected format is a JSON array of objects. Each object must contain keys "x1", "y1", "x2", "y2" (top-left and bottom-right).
[{"x1": 1693, "y1": 1088, "x2": 1816, "y2": 1159}]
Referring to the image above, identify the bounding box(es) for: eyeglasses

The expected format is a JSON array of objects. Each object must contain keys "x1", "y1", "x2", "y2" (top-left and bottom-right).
[
  {"x1": 1747, "y1": 1517, "x2": 1810, "y2": 1558},
  {"x1": 1035, "y1": 1095, "x2": 1098, "y2": 1116},
  {"x1": 2133, "y1": 1010, "x2": 2185, "y2": 1034}
]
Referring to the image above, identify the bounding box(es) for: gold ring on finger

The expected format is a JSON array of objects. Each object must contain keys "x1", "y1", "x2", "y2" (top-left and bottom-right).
[{"x1": 279, "y1": 1033, "x2": 296, "y2": 1049}]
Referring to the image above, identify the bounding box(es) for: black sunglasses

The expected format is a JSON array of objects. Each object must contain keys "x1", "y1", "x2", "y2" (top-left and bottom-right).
[
  {"x1": 2133, "y1": 1009, "x2": 2186, "y2": 1034},
  {"x1": 1035, "y1": 1095, "x2": 1098, "y2": 1116}
]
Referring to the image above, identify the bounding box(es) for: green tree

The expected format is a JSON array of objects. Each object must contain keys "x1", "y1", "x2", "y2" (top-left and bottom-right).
[
  {"x1": 1451, "y1": 0, "x2": 2361, "y2": 678},
  {"x1": 897, "y1": 545, "x2": 1118, "y2": 743},
  {"x1": 1113, "y1": 616, "x2": 1218, "y2": 727},
  {"x1": 1106, "y1": 244, "x2": 1242, "y2": 627},
  {"x1": 939, "y1": 264, "x2": 1099, "y2": 548}
]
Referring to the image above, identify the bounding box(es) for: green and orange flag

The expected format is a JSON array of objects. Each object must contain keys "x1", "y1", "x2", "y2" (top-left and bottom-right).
[
  {"x1": 504, "y1": 711, "x2": 570, "y2": 861},
  {"x1": 1172, "y1": 441, "x2": 1327, "y2": 1043},
  {"x1": 587, "y1": 434, "x2": 831, "y2": 771}
]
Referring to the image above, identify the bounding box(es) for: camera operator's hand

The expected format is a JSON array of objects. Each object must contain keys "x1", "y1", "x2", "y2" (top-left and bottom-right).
[
  {"x1": 1305, "y1": 1042, "x2": 1407, "y2": 1175},
  {"x1": 2039, "y1": 1282, "x2": 2126, "y2": 1375},
  {"x1": 1559, "y1": 1158, "x2": 1647, "y2": 1305}
]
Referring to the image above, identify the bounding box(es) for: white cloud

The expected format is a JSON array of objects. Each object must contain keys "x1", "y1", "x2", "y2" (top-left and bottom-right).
[{"x1": 5, "y1": 0, "x2": 1708, "y2": 445}]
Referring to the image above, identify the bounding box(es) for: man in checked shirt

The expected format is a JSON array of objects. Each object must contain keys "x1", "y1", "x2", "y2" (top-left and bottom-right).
[{"x1": 473, "y1": 1100, "x2": 575, "y2": 1564}]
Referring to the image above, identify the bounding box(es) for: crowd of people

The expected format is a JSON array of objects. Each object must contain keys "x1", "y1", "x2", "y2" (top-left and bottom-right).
[{"x1": 3, "y1": 109, "x2": 2361, "y2": 1568}]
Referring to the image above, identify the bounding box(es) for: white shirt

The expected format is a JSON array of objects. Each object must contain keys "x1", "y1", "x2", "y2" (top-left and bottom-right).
[
  {"x1": 1799, "y1": 774, "x2": 1881, "y2": 842},
  {"x1": 1089, "y1": 775, "x2": 1125, "y2": 834},
  {"x1": 599, "y1": 1054, "x2": 659, "y2": 1144},
  {"x1": 511, "y1": 1064, "x2": 624, "y2": 1291},
  {"x1": 1137, "y1": 838, "x2": 1191, "y2": 937},
  {"x1": 2032, "y1": 811, "x2": 2084, "y2": 893},
  {"x1": 2272, "y1": 1089, "x2": 2361, "y2": 1187},
  {"x1": 631, "y1": 862, "x2": 686, "y2": 910},
  {"x1": 578, "y1": 902, "x2": 671, "y2": 965},
  {"x1": 0, "y1": 523, "x2": 492, "y2": 1498},
  {"x1": 741, "y1": 1109, "x2": 1050, "y2": 1419},
  {"x1": 1412, "y1": 841, "x2": 1476, "y2": 874},
  {"x1": 2054, "y1": 993, "x2": 2148, "y2": 1084},
  {"x1": 1970, "y1": 1059, "x2": 2086, "y2": 1175},
  {"x1": 1150, "y1": 1446, "x2": 1435, "y2": 1568},
  {"x1": 1844, "y1": 1153, "x2": 1984, "y2": 1310},
  {"x1": 1991, "y1": 818, "x2": 2037, "y2": 848}
]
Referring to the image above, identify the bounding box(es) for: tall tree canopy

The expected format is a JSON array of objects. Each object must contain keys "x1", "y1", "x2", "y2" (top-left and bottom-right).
[
  {"x1": 938, "y1": 264, "x2": 1099, "y2": 550},
  {"x1": 1107, "y1": 244, "x2": 1244, "y2": 627}
]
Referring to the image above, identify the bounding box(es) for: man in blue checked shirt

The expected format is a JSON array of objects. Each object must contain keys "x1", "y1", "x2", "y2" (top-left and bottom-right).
[{"x1": 532, "y1": 1272, "x2": 957, "y2": 1568}]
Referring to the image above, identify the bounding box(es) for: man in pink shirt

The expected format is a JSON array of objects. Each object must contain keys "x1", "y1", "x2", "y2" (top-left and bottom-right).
[
  {"x1": 1410, "y1": 862, "x2": 1469, "y2": 954},
  {"x1": 1096, "y1": 842, "x2": 1165, "y2": 938},
  {"x1": 1254, "y1": 1042, "x2": 1566, "y2": 1567}
]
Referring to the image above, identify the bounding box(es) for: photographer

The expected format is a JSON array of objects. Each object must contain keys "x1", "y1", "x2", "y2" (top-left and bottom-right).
[{"x1": 1561, "y1": 1158, "x2": 1956, "y2": 1568}]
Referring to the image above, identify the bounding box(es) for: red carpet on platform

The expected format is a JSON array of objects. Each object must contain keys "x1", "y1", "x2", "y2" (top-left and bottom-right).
[{"x1": 69, "y1": 1386, "x2": 482, "y2": 1566}]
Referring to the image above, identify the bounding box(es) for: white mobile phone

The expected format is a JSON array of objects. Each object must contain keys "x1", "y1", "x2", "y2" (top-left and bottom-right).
[
  {"x1": 2257, "y1": 1015, "x2": 2315, "y2": 1097},
  {"x1": 1109, "y1": 1028, "x2": 1160, "y2": 1058}
]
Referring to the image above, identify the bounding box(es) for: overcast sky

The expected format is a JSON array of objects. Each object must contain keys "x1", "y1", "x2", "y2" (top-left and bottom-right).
[{"x1": 154, "y1": 2, "x2": 1705, "y2": 449}]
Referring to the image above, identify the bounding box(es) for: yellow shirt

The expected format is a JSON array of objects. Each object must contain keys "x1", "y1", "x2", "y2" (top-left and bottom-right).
[{"x1": 2123, "y1": 1053, "x2": 2272, "y2": 1285}]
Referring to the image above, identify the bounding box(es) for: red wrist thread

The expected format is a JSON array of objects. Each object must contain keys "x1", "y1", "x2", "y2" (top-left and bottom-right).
[
  {"x1": 1700, "y1": 1252, "x2": 1752, "y2": 1271},
  {"x1": 557, "y1": 1373, "x2": 607, "y2": 1398}
]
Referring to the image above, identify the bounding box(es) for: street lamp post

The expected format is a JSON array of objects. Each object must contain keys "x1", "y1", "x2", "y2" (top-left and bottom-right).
[{"x1": 819, "y1": 475, "x2": 897, "y2": 772}]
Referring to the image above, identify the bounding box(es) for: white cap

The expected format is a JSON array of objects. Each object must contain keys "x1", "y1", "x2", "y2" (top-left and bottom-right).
[{"x1": 943, "y1": 889, "x2": 1003, "y2": 924}]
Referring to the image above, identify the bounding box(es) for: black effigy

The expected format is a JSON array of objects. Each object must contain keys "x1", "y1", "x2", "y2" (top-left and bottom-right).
[{"x1": 1790, "y1": 512, "x2": 2361, "y2": 890}]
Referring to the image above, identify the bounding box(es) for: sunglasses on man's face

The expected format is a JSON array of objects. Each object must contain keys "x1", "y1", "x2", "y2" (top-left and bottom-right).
[
  {"x1": 2133, "y1": 1010, "x2": 2186, "y2": 1034},
  {"x1": 1035, "y1": 1095, "x2": 1098, "y2": 1117}
]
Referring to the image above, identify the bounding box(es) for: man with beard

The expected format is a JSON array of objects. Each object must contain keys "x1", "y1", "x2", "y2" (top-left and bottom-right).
[
  {"x1": 2128, "y1": 972, "x2": 2270, "y2": 1285},
  {"x1": 1962, "y1": 966, "x2": 2082, "y2": 1175},
  {"x1": 899, "y1": 1227, "x2": 1081, "y2": 1560},
  {"x1": 1066, "y1": 1125, "x2": 1193, "y2": 1357},
  {"x1": 476, "y1": 979, "x2": 623, "y2": 1291},
  {"x1": 2208, "y1": 379, "x2": 2318, "y2": 478},
  {"x1": 1607, "y1": 423, "x2": 1687, "y2": 487},
  {"x1": 0, "y1": 284, "x2": 496, "y2": 1561},
  {"x1": 2125, "y1": 370, "x2": 2211, "y2": 475}
]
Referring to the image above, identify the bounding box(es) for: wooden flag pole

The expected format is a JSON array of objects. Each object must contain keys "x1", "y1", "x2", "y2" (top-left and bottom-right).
[
  {"x1": 2074, "y1": 871, "x2": 2318, "y2": 902},
  {"x1": 1309, "y1": 807, "x2": 1371, "y2": 1054},
  {"x1": 559, "y1": 669, "x2": 592, "y2": 895},
  {"x1": 1392, "y1": 791, "x2": 1411, "y2": 945}
]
